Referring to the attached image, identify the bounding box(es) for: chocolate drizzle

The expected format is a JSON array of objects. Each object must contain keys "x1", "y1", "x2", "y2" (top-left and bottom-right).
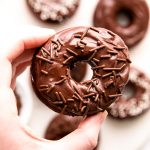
[{"x1": 31, "y1": 27, "x2": 131, "y2": 116}]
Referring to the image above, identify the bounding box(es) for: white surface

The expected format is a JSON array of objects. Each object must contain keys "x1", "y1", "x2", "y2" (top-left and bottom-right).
[{"x1": 0, "y1": 0, "x2": 150, "y2": 150}]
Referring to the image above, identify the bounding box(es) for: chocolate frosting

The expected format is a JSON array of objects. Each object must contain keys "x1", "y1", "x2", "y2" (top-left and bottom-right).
[
  {"x1": 31, "y1": 27, "x2": 131, "y2": 116},
  {"x1": 93, "y1": 0, "x2": 149, "y2": 48}
]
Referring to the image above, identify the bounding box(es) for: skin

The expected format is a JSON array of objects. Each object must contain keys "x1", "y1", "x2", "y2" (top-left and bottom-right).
[{"x1": 0, "y1": 26, "x2": 107, "y2": 150}]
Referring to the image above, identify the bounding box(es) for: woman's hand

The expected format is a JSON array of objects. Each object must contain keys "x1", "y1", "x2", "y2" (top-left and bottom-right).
[{"x1": 0, "y1": 26, "x2": 107, "y2": 150}]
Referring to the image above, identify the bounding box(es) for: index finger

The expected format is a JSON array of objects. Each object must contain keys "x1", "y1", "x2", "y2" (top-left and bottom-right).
[{"x1": 0, "y1": 25, "x2": 55, "y2": 62}]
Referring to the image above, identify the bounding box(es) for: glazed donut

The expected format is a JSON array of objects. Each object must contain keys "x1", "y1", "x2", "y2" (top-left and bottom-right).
[
  {"x1": 31, "y1": 27, "x2": 131, "y2": 116},
  {"x1": 70, "y1": 61, "x2": 87, "y2": 82},
  {"x1": 45, "y1": 115, "x2": 82, "y2": 140},
  {"x1": 108, "y1": 67, "x2": 150, "y2": 119},
  {"x1": 45, "y1": 115, "x2": 99, "y2": 149},
  {"x1": 27, "y1": 0, "x2": 80, "y2": 23},
  {"x1": 93, "y1": 0, "x2": 149, "y2": 48}
]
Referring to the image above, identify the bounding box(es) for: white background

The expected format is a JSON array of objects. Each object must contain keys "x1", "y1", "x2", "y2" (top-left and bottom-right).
[{"x1": 0, "y1": 0, "x2": 150, "y2": 150}]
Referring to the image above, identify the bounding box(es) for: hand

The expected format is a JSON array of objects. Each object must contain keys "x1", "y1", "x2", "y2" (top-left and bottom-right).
[{"x1": 0, "y1": 26, "x2": 107, "y2": 150}]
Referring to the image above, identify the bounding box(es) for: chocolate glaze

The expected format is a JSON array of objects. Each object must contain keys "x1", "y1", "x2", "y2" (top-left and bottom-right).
[
  {"x1": 93, "y1": 0, "x2": 149, "y2": 48},
  {"x1": 31, "y1": 27, "x2": 131, "y2": 116},
  {"x1": 108, "y1": 67, "x2": 150, "y2": 119},
  {"x1": 44, "y1": 115, "x2": 99, "y2": 150},
  {"x1": 27, "y1": 0, "x2": 80, "y2": 23}
]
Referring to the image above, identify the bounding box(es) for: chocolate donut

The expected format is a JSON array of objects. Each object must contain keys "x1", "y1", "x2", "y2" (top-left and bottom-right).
[
  {"x1": 44, "y1": 115, "x2": 99, "y2": 150},
  {"x1": 31, "y1": 27, "x2": 131, "y2": 116},
  {"x1": 108, "y1": 67, "x2": 150, "y2": 119},
  {"x1": 93, "y1": 0, "x2": 149, "y2": 48},
  {"x1": 45, "y1": 115, "x2": 81, "y2": 140},
  {"x1": 70, "y1": 61, "x2": 87, "y2": 82},
  {"x1": 27, "y1": 0, "x2": 80, "y2": 23}
]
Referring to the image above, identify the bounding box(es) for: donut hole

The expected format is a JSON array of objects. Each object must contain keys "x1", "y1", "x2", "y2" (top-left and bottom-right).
[
  {"x1": 122, "y1": 81, "x2": 136, "y2": 100},
  {"x1": 70, "y1": 61, "x2": 93, "y2": 82},
  {"x1": 116, "y1": 8, "x2": 134, "y2": 27}
]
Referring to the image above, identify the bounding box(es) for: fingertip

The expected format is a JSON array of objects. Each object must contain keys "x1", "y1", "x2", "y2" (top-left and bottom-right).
[
  {"x1": 24, "y1": 25, "x2": 55, "y2": 38},
  {"x1": 79, "y1": 111, "x2": 108, "y2": 129}
]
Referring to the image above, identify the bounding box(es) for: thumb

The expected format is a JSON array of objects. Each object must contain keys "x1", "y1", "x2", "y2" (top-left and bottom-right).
[{"x1": 58, "y1": 111, "x2": 107, "y2": 150}]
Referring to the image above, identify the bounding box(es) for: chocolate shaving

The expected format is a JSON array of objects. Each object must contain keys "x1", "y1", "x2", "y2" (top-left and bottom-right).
[
  {"x1": 113, "y1": 46, "x2": 125, "y2": 51},
  {"x1": 89, "y1": 45, "x2": 105, "y2": 52},
  {"x1": 39, "y1": 88, "x2": 48, "y2": 92},
  {"x1": 108, "y1": 94, "x2": 122, "y2": 98},
  {"x1": 117, "y1": 58, "x2": 127, "y2": 62},
  {"x1": 103, "y1": 67, "x2": 121, "y2": 71},
  {"x1": 94, "y1": 94, "x2": 99, "y2": 102},
  {"x1": 92, "y1": 58, "x2": 100, "y2": 63},
  {"x1": 67, "y1": 99, "x2": 75, "y2": 102},
  {"x1": 81, "y1": 28, "x2": 89, "y2": 39},
  {"x1": 57, "y1": 38, "x2": 64, "y2": 46},
  {"x1": 94, "y1": 71, "x2": 102, "y2": 77},
  {"x1": 90, "y1": 27, "x2": 99, "y2": 33},
  {"x1": 63, "y1": 53, "x2": 69, "y2": 58},
  {"x1": 41, "y1": 70, "x2": 48, "y2": 75},
  {"x1": 40, "y1": 85, "x2": 48, "y2": 88},
  {"x1": 63, "y1": 56, "x2": 74, "y2": 65},
  {"x1": 74, "y1": 34, "x2": 82, "y2": 38},
  {"x1": 66, "y1": 48, "x2": 78, "y2": 56},
  {"x1": 55, "y1": 92, "x2": 61, "y2": 101},
  {"x1": 80, "y1": 40, "x2": 87, "y2": 45},
  {"x1": 107, "y1": 31, "x2": 115, "y2": 37},
  {"x1": 88, "y1": 50, "x2": 97, "y2": 61},
  {"x1": 83, "y1": 93, "x2": 96, "y2": 98},
  {"x1": 107, "y1": 50, "x2": 118, "y2": 55},
  {"x1": 81, "y1": 105, "x2": 87, "y2": 113},
  {"x1": 74, "y1": 92, "x2": 84, "y2": 102},
  {"x1": 55, "y1": 78, "x2": 66, "y2": 85},
  {"x1": 36, "y1": 55, "x2": 53, "y2": 64},
  {"x1": 42, "y1": 47, "x2": 51, "y2": 56},
  {"x1": 92, "y1": 65, "x2": 105, "y2": 70},
  {"x1": 59, "y1": 92, "x2": 67, "y2": 103},
  {"x1": 100, "y1": 54, "x2": 111, "y2": 59},
  {"x1": 102, "y1": 72, "x2": 113, "y2": 78},
  {"x1": 47, "y1": 85, "x2": 55, "y2": 93},
  {"x1": 87, "y1": 83, "x2": 93, "y2": 92}
]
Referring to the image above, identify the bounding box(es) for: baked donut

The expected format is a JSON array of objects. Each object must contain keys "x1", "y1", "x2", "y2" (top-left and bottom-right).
[
  {"x1": 93, "y1": 0, "x2": 149, "y2": 48},
  {"x1": 108, "y1": 67, "x2": 150, "y2": 119},
  {"x1": 31, "y1": 27, "x2": 131, "y2": 116},
  {"x1": 70, "y1": 61, "x2": 87, "y2": 82},
  {"x1": 45, "y1": 115, "x2": 81, "y2": 140},
  {"x1": 44, "y1": 115, "x2": 99, "y2": 150},
  {"x1": 27, "y1": 0, "x2": 80, "y2": 23}
]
